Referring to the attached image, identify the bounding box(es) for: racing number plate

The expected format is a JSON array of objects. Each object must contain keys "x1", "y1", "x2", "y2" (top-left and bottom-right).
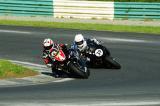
[{"x1": 95, "y1": 49, "x2": 103, "y2": 57}]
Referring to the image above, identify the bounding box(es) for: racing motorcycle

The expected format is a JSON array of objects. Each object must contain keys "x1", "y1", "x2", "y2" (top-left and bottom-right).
[
  {"x1": 83, "y1": 43, "x2": 121, "y2": 69},
  {"x1": 51, "y1": 47, "x2": 90, "y2": 79}
]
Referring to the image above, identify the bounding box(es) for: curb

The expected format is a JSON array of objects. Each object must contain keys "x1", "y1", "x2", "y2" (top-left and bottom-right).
[{"x1": 0, "y1": 60, "x2": 71, "y2": 87}]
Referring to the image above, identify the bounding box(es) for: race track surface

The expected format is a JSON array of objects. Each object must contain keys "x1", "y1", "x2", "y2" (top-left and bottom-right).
[{"x1": 0, "y1": 25, "x2": 160, "y2": 106}]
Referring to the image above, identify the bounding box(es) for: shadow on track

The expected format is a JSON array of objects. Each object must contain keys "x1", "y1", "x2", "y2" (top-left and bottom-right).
[{"x1": 41, "y1": 72, "x2": 77, "y2": 78}]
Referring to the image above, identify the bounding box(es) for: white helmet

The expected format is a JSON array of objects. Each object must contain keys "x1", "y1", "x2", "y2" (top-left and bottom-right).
[
  {"x1": 74, "y1": 34, "x2": 87, "y2": 51},
  {"x1": 43, "y1": 38, "x2": 54, "y2": 50}
]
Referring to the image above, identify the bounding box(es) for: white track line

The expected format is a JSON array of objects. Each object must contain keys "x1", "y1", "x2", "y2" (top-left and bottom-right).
[
  {"x1": 94, "y1": 101, "x2": 160, "y2": 106},
  {"x1": 1, "y1": 101, "x2": 160, "y2": 106},
  {"x1": 53, "y1": 78, "x2": 74, "y2": 82},
  {"x1": 0, "y1": 29, "x2": 31, "y2": 34},
  {"x1": 10, "y1": 60, "x2": 46, "y2": 68},
  {"x1": 0, "y1": 29, "x2": 156, "y2": 43},
  {"x1": 98, "y1": 37, "x2": 147, "y2": 43}
]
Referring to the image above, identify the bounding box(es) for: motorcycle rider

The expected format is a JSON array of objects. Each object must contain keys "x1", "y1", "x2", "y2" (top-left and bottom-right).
[
  {"x1": 72, "y1": 34, "x2": 121, "y2": 69},
  {"x1": 72, "y1": 34, "x2": 100, "y2": 51},
  {"x1": 71, "y1": 34, "x2": 102, "y2": 64},
  {"x1": 42, "y1": 38, "x2": 68, "y2": 77}
]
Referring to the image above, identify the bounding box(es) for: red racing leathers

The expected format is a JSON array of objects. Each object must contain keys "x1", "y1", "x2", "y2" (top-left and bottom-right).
[{"x1": 42, "y1": 43, "x2": 68, "y2": 68}]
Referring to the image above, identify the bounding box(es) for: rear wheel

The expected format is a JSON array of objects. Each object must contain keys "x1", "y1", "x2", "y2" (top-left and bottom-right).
[
  {"x1": 68, "y1": 62, "x2": 89, "y2": 79},
  {"x1": 104, "y1": 56, "x2": 121, "y2": 69}
]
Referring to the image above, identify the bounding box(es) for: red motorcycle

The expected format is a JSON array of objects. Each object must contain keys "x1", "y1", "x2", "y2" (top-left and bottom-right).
[{"x1": 51, "y1": 48, "x2": 90, "y2": 79}]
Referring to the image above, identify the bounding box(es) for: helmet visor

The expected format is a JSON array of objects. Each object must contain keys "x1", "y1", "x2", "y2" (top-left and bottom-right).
[
  {"x1": 44, "y1": 45, "x2": 52, "y2": 50},
  {"x1": 75, "y1": 40, "x2": 83, "y2": 46}
]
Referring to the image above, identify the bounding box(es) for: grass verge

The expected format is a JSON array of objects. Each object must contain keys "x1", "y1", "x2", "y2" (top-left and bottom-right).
[
  {"x1": 0, "y1": 59, "x2": 39, "y2": 79},
  {"x1": 0, "y1": 20, "x2": 160, "y2": 35}
]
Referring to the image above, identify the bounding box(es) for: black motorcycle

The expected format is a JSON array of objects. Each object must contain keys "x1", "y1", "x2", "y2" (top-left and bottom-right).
[
  {"x1": 82, "y1": 43, "x2": 121, "y2": 69},
  {"x1": 51, "y1": 48, "x2": 90, "y2": 79}
]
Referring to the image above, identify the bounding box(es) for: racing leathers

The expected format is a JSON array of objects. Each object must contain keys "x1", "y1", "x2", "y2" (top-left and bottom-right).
[
  {"x1": 42, "y1": 43, "x2": 68, "y2": 76},
  {"x1": 71, "y1": 38, "x2": 100, "y2": 64}
]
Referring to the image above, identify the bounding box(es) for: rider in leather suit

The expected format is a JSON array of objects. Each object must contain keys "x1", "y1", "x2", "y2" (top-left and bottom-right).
[
  {"x1": 71, "y1": 34, "x2": 101, "y2": 63},
  {"x1": 42, "y1": 38, "x2": 68, "y2": 77}
]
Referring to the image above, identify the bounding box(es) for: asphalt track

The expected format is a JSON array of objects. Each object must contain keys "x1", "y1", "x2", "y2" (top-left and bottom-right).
[{"x1": 0, "y1": 25, "x2": 160, "y2": 106}]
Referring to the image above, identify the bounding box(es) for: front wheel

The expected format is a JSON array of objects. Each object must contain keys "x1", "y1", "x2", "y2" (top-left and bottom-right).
[
  {"x1": 68, "y1": 62, "x2": 90, "y2": 79},
  {"x1": 104, "y1": 56, "x2": 121, "y2": 69}
]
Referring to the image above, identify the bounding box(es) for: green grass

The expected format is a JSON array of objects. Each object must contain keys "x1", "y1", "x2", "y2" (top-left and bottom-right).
[
  {"x1": 0, "y1": 59, "x2": 38, "y2": 79},
  {"x1": 0, "y1": 20, "x2": 160, "y2": 34}
]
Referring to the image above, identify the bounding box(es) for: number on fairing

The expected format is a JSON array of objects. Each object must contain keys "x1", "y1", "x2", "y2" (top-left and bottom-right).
[{"x1": 95, "y1": 49, "x2": 103, "y2": 57}]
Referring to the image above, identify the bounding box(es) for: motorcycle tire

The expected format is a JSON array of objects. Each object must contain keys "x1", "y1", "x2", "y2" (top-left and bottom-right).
[
  {"x1": 104, "y1": 56, "x2": 121, "y2": 69},
  {"x1": 52, "y1": 67, "x2": 68, "y2": 78},
  {"x1": 68, "y1": 62, "x2": 89, "y2": 79}
]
